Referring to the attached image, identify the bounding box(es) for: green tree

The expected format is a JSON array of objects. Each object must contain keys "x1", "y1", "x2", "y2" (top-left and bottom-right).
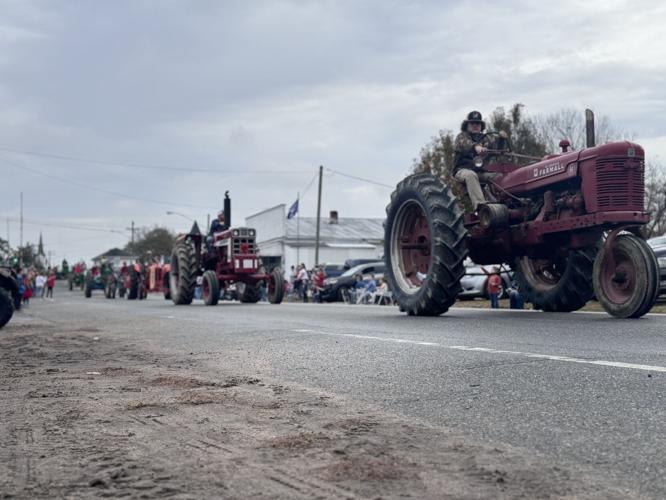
[
  {"x1": 126, "y1": 226, "x2": 176, "y2": 259},
  {"x1": 487, "y1": 104, "x2": 548, "y2": 163},
  {"x1": 16, "y1": 243, "x2": 40, "y2": 269},
  {"x1": 412, "y1": 104, "x2": 549, "y2": 178}
]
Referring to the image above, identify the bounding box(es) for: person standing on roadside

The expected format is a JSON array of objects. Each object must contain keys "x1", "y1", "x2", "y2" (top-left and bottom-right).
[
  {"x1": 483, "y1": 266, "x2": 502, "y2": 309},
  {"x1": 22, "y1": 273, "x2": 33, "y2": 306},
  {"x1": 296, "y1": 263, "x2": 309, "y2": 303},
  {"x1": 35, "y1": 273, "x2": 46, "y2": 299},
  {"x1": 46, "y1": 271, "x2": 56, "y2": 299},
  {"x1": 312, "y1": 266, "x2": 326, "y2": 303}
]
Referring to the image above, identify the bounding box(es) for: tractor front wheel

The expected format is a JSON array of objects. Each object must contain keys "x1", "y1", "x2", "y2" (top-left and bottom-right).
[
  {"x1": 593, "y1": 234, "x2": 659, "y2": 318},
  {"x1": 268, "y1": 269, "x2": 285, "y2": 304},
  {"x1": 170, "y1": 243, "x2": 197, "y2": 305},
  {"x1": 0, "y1": 287, "x2": 14, "y2": 329},
  {"x1": 163, "y1": 272, "x2": 172, "y2": 300},
  {"x1": 513, "y1": 247, "x2": 596, "y2": 312},
  {"x1": 202, "y1": 270, "x2": 220, "y2": 306},
  {"x1": 84, "y1": 282, "x2": 92, "y2": 298},
  {"x1": 384, "y1": 174, "x2": 468, "y2": 316},
  {"x1": 237, "y1": 282, "x2": 261, "y2": 303}
]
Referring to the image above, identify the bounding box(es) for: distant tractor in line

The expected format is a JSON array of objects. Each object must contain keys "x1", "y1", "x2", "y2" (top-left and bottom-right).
[
  {"x1": 169, "y1": 192, "x2": 284, "y2": 306},
  {"x1": 68, "y1": 262, "x2": 86, "y2": 291},
  {"x1": 84, "y1": 263, "x2": 113, "y2": 298},
  {"x1": 384, "y1": 110, "x2": 659, "y2": 319},
  {"x1": 106, "y1": 260, "x2": 171, "y2": 301}
]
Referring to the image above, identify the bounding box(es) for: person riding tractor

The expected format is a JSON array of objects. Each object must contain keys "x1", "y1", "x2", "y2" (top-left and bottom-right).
[
  {"x1": 206, "y1": 210, "x2": 229, "y2": 254},
  {"x1": 453, "y1": 110, "x2": 508, "y2": 211}
]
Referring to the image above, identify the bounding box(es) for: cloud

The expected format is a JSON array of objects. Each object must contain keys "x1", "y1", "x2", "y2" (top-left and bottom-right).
[{"x1": 1, "y1": 0, "x2": 665, "y2": 261}]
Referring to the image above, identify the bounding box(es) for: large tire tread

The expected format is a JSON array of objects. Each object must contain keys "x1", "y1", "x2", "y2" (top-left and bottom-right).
[
  {"x1": 514, "y1": 247, "x2": 596, "y2": 313},
  {"x1": 170, "y1": 243, "x2": 197, "y2": 305},
  {"x1": 385, "y1": 174, "x2": 468, "y2": 316},
  {"x1": 0, "y1": 287, "x2": 14, "y2": 329}
]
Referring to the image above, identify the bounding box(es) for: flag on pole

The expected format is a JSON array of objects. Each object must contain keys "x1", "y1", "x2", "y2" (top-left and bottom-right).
[{"x1": 287, "y1": 199, "x2": 299, "y2": 219}]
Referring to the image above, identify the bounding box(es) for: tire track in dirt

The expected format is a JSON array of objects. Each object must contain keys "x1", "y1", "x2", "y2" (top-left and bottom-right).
[{"x1": 0, "y1": 316, "x2": 643, "y2": 499}]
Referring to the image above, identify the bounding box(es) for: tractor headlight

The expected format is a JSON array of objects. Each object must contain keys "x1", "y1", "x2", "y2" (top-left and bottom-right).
[
  {"x1": 249, "y1": 229, "x2": 256, "y2": 237},
  {"x1": 658, "y1": 257, "x2": 666, "y2": 268},
  {"x1": 232, "y1": 229, "x2": 239, "y2": 237}
]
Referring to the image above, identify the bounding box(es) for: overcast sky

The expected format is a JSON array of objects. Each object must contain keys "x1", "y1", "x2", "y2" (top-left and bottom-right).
[{"x1": 2, "y1": 0, "x2": 666, "y2": 263}]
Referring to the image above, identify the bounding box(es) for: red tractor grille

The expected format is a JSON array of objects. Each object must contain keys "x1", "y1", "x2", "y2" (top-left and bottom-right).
[
  {"x1": 233, "y1": 238, "x2": 256, "y2": 255},
  {"x1": 595, "y1": 158, "x2": 644, "y2": 211}
]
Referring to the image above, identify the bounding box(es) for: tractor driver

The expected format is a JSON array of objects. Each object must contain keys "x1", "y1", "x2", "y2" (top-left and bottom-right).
[
  {"x1": 206, "y1": 210, "x2": 229, "y2": 254},
  {"x1": 209, "y1": 210, "x2": 228, "y2": 235},
  {"x1": 453, "y1": 110, "x2": 508, "y2": 211}
]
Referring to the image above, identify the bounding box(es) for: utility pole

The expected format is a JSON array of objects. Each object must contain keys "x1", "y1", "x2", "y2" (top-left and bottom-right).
[
  {"x1": 6, "y1": 218, "x2": 9, "y2": 248},
  {"x1": 296, "y1": 191, "x2": 300, "y2": 266},
  {"x1": 314, "y1": 165, "x2": 323, "y2": 267},
  {"x1": 126, "y1": 221, "x2": 136, "y2": 249},
  {"x1": 19, "y1": 192, "x2": 23, "y2": 268}
]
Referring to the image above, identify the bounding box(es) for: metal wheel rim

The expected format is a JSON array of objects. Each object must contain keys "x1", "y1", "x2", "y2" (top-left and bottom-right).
[
  {"x1": 519, "y1": 256, "x2": 564, "y2": 291},
  {"x1": 600, "y1": 249, "x2": 637, "y2": 304},
  {"x1": 390, "y1": 200, "x2": 431, "y2": 295}
]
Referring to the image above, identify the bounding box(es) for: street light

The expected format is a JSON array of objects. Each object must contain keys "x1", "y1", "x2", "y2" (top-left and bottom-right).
[{"x1": 166, "y1": 211, "x2": 195, "y2": 222}]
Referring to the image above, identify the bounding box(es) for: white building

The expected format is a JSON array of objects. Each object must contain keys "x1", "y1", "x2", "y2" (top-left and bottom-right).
[
  {"x1": 245, "y1": 205, "x2": 384, "y2": 272},
  {"x1": 91, "y1": 248, "x2": 137, "y2": 269}
]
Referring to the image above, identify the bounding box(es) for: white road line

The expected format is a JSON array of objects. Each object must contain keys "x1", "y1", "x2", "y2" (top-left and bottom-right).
[{"x1": 292, "y1": 329, "x2": 666, "y2": 373}]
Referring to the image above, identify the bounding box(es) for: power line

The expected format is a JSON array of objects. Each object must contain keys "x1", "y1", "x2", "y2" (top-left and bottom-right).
[
  {"x1": 0, "y1": 146, "x2": 312, "y2": 174},
  {"x1": 6, "y1": 217, "x2": 126, "y2": 235},
  {"x1": 0, "y1": 155, "x2": 212, "y2": 209},
  {"x1": 326, "y1": 168, "x2": 394, "y2": 189}
]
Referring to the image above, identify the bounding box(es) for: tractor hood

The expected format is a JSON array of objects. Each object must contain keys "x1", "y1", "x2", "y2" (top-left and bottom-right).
[{"x1": 498, "y1": 141, "x2": 644, "y2": 195}]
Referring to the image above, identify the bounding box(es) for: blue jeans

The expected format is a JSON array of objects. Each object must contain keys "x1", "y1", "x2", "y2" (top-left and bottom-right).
[{"x1": 490, "y1": 293, "x2": 499, "y2": 309}]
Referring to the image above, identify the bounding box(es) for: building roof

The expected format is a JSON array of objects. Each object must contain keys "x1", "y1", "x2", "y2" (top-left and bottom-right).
[
  {"x1": 92, "y1": 248, "x2": 136, "y2": 261},
  {"x1": 285, "y1": 217, "x2": 384, "y2": 242}
]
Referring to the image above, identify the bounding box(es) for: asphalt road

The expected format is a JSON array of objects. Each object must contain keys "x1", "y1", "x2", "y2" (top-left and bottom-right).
[{"x1": 29, "y1": 286, "x2": 666, "y2": 497}]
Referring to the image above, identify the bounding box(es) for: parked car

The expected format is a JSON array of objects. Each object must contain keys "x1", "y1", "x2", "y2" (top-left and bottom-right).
[
  {"x1": 648, "y1": 235, "x2": 666, "y2": 248},
  {"x1": 320, "y1": 261, "x2": 385, "y2": 302},
  {"x1": 343, "y1": 258, "x2": 380, "y2": 271},
  {"x1": 458, "y1": 263, "x2": 512, "y2": 300},
  {"x1": 323, "y1": 263, "x2": 346, "y2": 279},
  {"x1": 653, "y1": 245, "x2": 666, "y2": 295}
]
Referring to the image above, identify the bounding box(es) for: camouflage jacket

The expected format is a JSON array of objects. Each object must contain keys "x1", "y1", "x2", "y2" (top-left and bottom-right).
[{"x1": 453, "y1": 131, "x2": 506, "y2": 172}]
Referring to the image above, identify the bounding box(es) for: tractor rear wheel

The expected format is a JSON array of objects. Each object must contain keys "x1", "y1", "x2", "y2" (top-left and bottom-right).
[
  {"x1": 170, "y1": 243, "x2": 197, "y2": 305},
  {"x1": 268, "y1": 269, "x2": 285, "y2": 304},
  {"x1": 0, "y1": 287, "x2": 14, "y2": 329},
  {"x1": 384, "y1": 174, "x2": 467, "y2": 316},
  {"x1": 163, "y1": 272, "x2": 172, "y2": 300},
  {"x1": 593, "y1": 234, "x2": 659, "y2": 318},
  {"x1": 202, "y1": 270, "x2": 219, "y2": 306},
  {"x1": 237, "y1": 282, "x2": 261, "y2": 303},
  {"x1": 513, "y1": 247, "x2": 596, "y2": 312}
]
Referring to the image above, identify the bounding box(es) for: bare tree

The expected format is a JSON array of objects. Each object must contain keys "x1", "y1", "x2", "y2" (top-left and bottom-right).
[
  {"x1": 534, "y1": 108, "x2": 633, "y2": 152},
  {"x1": 644, "y1": 161, "x2": 666, "y2": 238}
]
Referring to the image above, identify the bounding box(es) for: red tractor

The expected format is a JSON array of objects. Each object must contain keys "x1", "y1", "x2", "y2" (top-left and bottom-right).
[
  {"x1": 168, "y1": 193, "x2": 285, "y2": 306},
  {"x1": 119, "y1": 261, "x2": 171, "y2": 300},
  {"x1": 385, "y1": 110, "x2": 659, "y2": 319}
]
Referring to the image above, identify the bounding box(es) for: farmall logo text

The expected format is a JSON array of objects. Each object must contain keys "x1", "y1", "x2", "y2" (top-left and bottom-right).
[{"x1": 533, "y1": 162, "x2": 564, "y2": 178}]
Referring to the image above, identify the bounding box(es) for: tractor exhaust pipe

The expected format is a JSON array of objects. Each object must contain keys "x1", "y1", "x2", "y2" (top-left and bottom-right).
[
  {"x1": 585, "y1": 109, "x2": 595, "y2": 148},
  {"x1": 224, "y1": 191, "x2": 231, "y2": 227}
]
